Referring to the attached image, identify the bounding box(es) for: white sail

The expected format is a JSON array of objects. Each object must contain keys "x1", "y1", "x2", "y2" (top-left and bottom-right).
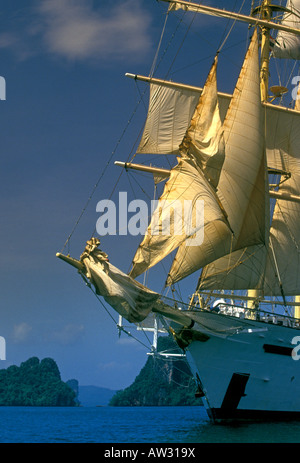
[
  {"x1": 198, "y1": 245, "x2": 267, "y2": 291},
  {"x1": 128, "y1": 66, "x2": 300, "y2": 293},
  {"x1": 130, "y1": 57, "x2": 231, "y2": 280},
  {"x1": 136, "y1": 62, "x2": 229, "y2": 157},
  {"x1": 263, "y1": 97, "x2": 300, "y2": 296},
  {"x1": 273, "y1": 0, "x2": 300, "y2": 60},
  {"x1": 179, "y1": 56, "x2": 225, "y2": 188},
  {"x1": 133, "y1": 84, "x2": 300, "y2": 169},
  {"x1": 137, "y1": 83, "x2": 200, "y2": 155},
  {"x1": 129, "y1": 156, "x2": 230, "y2": 279},
  {"x1": 199, "y1": 102, "x2": 300, "y2": 295},
  {"x1": 168, "y1": 29, "x2": 269, "y2": 285}
]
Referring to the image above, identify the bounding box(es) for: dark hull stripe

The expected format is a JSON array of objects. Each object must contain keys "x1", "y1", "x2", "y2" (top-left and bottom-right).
[
  {"x1": 263, "y1": 343, "x2": 293, "y2": 356},
  {"x1": 208, "y1": 407, "x2": 300, "y2": 423}
]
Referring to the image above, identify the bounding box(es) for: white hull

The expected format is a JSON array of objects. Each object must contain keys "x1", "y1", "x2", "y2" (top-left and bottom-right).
[{"x1": 181, "y1": 310, "x2": 300, "y2": 422}]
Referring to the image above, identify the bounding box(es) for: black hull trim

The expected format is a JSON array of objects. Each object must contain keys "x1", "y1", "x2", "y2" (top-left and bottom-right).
[{"x1": 208, "y1": 407, "x2": 300, "y2": 423}]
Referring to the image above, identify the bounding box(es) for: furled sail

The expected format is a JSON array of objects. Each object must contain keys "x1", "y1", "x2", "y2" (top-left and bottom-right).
[
  {"x1": 80, "y1": 238, "x2": 159, "y2": 323},
  {"x1": 272, "y1": 0, "x2": 300, "y2": 60},
  {"x1": 168, "y1": 29, "x2": 269, "y2": 285}
]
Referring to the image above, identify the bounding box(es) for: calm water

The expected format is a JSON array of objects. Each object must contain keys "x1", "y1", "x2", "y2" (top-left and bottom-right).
[{"x1": 0, "y1": 405, "x2": 300, "y2": 443}]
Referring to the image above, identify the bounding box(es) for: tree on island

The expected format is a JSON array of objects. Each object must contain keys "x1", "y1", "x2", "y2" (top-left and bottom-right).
[{"x1": 0, "y1": 357, "x2": 77, "y2": 406}]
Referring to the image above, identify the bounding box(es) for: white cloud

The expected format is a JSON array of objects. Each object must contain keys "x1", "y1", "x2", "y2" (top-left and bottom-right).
[
  {"x1": 53, "y1": 323, "x2": 85, "y2": 345},
  {"x1": 13, "y1": 322, "x2": 32, "y2": 343},
  {"x1": 97, "y1": 360, "x2": 132, "y2": 371},
  {"x1": 117, "y1": 336, "x2": 139, "y2": 345},
  {"x1": 39, "y1": 0, "x2": 152, "y2": 62},
  {"x1": 0, "y1": 32, "x2": 18, "y2": 49},
  {"x1": 0, "y1": 31, "x2": 36, "y2": 61},
  {"x1": 0, "y1": 1, "x2": 152, "y2": 63}
]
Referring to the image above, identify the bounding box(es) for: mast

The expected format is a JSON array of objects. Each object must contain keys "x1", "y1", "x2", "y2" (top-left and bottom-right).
[
  {"x1": 247, "y1": 289, "x2": 259, "y2": 319},
  {"x1": 295, "y1": 296, "x2": 300, "y2": 319},
  {"x1": 294, "y1": 68, "x2": 300, "y2": 318},
  {"x1": 260, "y1": 0, "x2": 272, "y2": 102},
  {"x1": 251, "y1": 0, "x2": 271, "y2": 307}
]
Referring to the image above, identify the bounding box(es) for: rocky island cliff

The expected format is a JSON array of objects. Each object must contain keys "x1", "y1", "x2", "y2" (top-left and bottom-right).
[
  {"x1": 109, "y1": 337, "x2": 201, "y2": 407},
  {"x1": 0, "y1": 357, "x2": 76, "y2": 406}
]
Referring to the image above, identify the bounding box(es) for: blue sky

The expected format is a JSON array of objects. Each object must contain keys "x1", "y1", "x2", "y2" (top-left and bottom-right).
[{"x1": 0, "y1": 0, "x2": 296, "y2": 390}]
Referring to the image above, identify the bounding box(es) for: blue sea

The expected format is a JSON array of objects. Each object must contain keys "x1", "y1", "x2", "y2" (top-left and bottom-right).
[{"x1": 0, "y1": 406, "x2": 300, "y2": 444}]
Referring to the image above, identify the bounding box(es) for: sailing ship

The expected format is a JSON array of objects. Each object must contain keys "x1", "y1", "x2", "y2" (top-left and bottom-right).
[{"x1": 57, "y1": 0, "x2": 300, "y2": 422}]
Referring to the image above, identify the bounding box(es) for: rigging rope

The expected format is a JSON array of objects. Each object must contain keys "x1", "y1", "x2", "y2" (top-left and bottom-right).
[
  {"x1": 217, "y1": 0, "x2": 246, "y2": 53},
  {"x1": 61, "y1": 4, "x2": 174, "y2": 253},
  {"x1": 80, "y1": 271, "x2": 152, "y2": 350},
  {"x1": 83, "y1": 264, "x2": 197, "y2": 389},
  {"x1": 149, "y1": 8, "x2": 170, "y2": 78},
  {"x1": 153, "y1": 354, "x2": 196, "y2": 389},
  {"x1": 60, "y1": 86, "x2": 149, "y2": 254}
]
